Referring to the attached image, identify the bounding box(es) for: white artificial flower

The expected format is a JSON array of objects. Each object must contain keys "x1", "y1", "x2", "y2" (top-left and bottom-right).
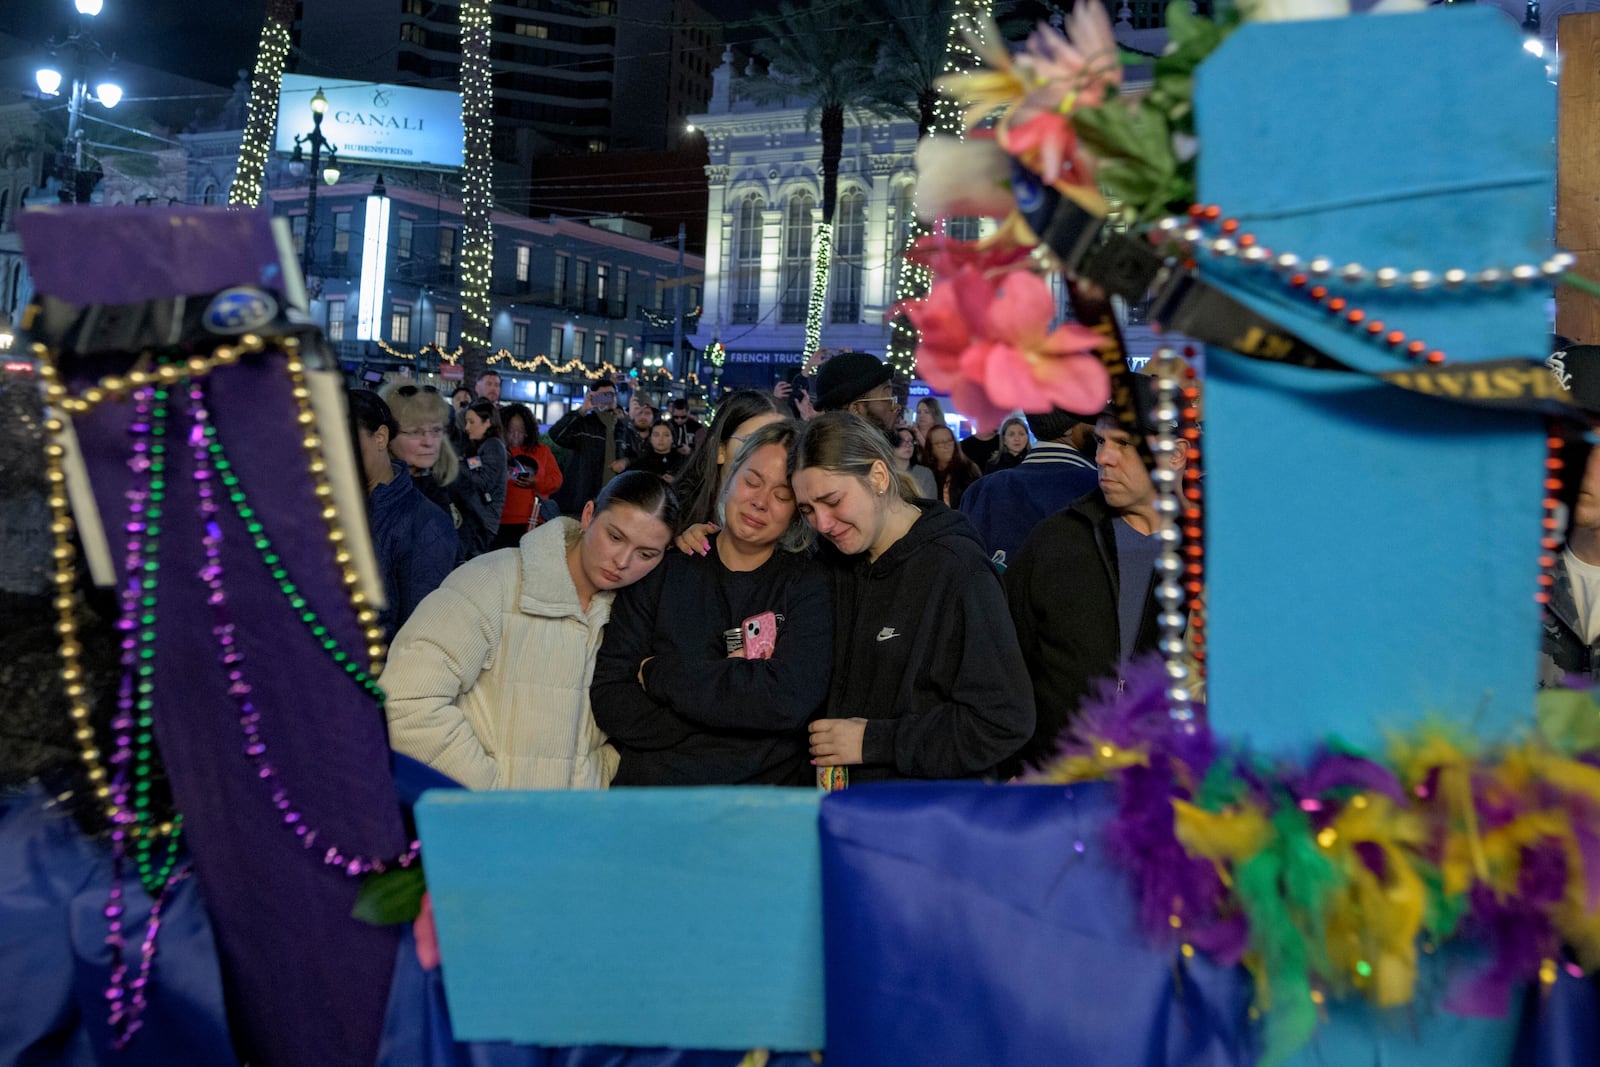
[
  {"x1": 1237, "y1": 0, "x2": 1351, "y2": 22},
  {"x1": 914, "y1": 136, "x2": 1017, "y2": 224}
]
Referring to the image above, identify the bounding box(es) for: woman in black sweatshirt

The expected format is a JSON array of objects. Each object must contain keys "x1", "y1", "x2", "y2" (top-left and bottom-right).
[
  {"x1": 590, "y1": 420, "x2": 831, "y2": 785},
  {"x1": 791, "y1": 412, "x2": 1034, "y2": 783}
]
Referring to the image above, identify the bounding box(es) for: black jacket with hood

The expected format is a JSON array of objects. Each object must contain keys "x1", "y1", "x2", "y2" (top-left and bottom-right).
[
  {"x1": 1002, "y1": 488, "x2": 1163, "y2": 776},
  {"x1": 826, "y1": 500, "x2": 1034, "y2": 782}
]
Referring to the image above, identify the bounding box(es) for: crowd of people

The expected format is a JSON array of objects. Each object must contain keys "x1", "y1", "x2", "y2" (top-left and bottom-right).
[{"x1": 352, "y1": 350, "x2": 1193, "y2": 789}]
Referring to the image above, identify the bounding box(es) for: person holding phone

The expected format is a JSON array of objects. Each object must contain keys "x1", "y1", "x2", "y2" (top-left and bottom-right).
[
  {"x1": 591, "y1": 420, "x2": 831, "y2": 786},
  {"x1": 550, "y1": 377, "x2": 640, "y2": 515},
  {"x1": 493, "y1": 403, "x2": 564, "y2": 550}
]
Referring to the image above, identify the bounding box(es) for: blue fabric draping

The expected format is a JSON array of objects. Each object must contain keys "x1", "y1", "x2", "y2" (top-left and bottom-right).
[
  {"x1": 0, "y1": 785, "x2": 235, "y2": 1067},
  {"x1": 819, "y1": 780, "x2": 1258, "y2": 1067}
]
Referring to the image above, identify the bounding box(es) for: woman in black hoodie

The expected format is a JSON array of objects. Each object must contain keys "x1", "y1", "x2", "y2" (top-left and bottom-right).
[{"x1": 791, "y1": 412, "x2": 1034, "y2": 782}]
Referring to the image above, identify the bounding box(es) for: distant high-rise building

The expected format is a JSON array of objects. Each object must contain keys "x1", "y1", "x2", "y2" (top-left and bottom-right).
[{"x1": 294, "y1": 0, "x2": 722, "y2": 162}]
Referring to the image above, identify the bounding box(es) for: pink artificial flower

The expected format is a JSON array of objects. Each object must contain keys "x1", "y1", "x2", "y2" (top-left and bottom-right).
[
  {"x1": 905, "y1": 268, "x2": 1110, "y2": 430},
  {"x1": 1015, "y1": 6, "x2": 1122, "y2": 113},
  {"x1": 905, "y1": 231, "x2": 1032, "y2": 277},
  {"x1": 1001, "y1": 110, "x2": 1093, "y2": 187}
]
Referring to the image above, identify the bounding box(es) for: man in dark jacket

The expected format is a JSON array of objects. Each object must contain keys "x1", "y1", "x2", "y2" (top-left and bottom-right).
[
  {"x1": 1540, "y1": 427, "x2": 1600, "y2": 685},
  {"x1": 960, "y1": 407, "x2": 1099, "y2": 569},
  {"x1": 550, "y1": 376, "x2": 639, "y2": 514},
  {"x1": 1002, "y1": 404, "x2": 1187, "y2": 775}
]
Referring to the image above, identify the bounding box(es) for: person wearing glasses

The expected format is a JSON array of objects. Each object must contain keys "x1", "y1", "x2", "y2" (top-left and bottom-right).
[
  {"x1": 814, "y1": 351, "x2": 900, "y2": 440},
  {"x1": 667, "y1": 397, "x2": 703, "y2": 455},
  {"x1": 347, "y1": 389, "x2": 457, "y2": 639},
  {"x1": 381, "y1": 382, "x2": 461, "y2": 540}
]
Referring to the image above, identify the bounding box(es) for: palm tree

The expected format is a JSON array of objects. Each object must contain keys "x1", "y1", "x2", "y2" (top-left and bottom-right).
[
  {"x1": 458, "y1": 0, "x2": 495, "y2": 390},
  {"x1": 228, "y1": 0, "x2": 296, "y2": 207},
  {"x1": 740, "y1": 1, "x2": 879, "y2": 357}
]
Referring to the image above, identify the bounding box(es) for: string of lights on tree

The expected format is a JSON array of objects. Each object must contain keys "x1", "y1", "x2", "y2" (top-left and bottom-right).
[
  {"x1": 227, "y1": 6, "x2": 293, "y2": 207},
  {"x1": 803, "y1": 222, "x2": 835, "y2": 359},
  {"x1": 887, "y1": 0, "x2": 993, "y2": 378},
  {"x1": 458, "y1": 0, "x2": 495, "y2": 379}
]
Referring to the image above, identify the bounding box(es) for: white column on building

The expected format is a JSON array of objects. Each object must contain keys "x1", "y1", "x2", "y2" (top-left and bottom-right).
[
  {"x1": 702, "y1": 159, "x2": 730, "y2": 337},
  {"x1": 863, "y1": 156, "x2": 893, "y2": 325},
  {"x1": 759, "y1": 204, "x2": 783, "y2": 330}
]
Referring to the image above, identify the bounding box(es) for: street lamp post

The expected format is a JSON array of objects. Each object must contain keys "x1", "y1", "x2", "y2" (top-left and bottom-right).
[
  {"x1": 289, "y1": 87, "x2": 341, "y2": 282},
  {"x1": 33, "y1": 0, "x2": 123, "y2": 204}
]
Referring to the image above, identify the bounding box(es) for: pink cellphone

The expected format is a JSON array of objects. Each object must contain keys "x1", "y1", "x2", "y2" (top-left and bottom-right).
[{"x1": 741, "y1": 611, "x2": 777, "y2": 660}]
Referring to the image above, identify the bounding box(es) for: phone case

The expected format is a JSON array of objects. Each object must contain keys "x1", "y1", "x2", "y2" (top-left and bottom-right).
[{"x1": 741, "y1": 611, "x2": 777, "y2": 660}]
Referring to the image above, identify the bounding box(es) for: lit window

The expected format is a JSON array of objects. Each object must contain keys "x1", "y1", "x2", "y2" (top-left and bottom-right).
[
  {"x1": 596, "y1": 263, "x2": 609, "y2": 301},
  {"x1": 326, "y1": 298, "x2": 345, "y2": 343},
  {"x1": 390, "y1": 305, "x2": 412, "y2": 345},
  {"x1": 514, "y1": 22, "x2": 549, "y2": 37},
  {"x1": 439, "y1": 227, "x2": 456, "y2": 268},
  {"x1": 830, "y1": 190, "x2": 865, "y2": 324},
  {"x1": 397, "y1": 217, "x2": 415, "y2": 259},
  {"x1": 780, "y1": 192, "x2": 814, "y2": 324},
  {"x1": 516, "y1": 245, "x2": 531, "y2": 283},
  {"x1": 291, "y1": 214, "x2": 307, "y2": 256},
  {"x1": 575, "y1": 329, "x2": 588, "y2": 361},
  {"x1": 434, "y1": 309, "x2": 453, "y2": 348},
  {"x1": 548, "y1": 325, "x2": 563, "y2": 358},
  {"x1": 334, "y1": 211, "x2": 351, "y2": 254},
  {"x1": 732, "y1": 193, "x2": 764, "y2": 324}
]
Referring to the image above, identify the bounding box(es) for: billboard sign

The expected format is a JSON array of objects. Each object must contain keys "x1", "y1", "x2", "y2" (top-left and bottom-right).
[{"x1": 276, "y1": 74, "x2": 463, "y2": 169}]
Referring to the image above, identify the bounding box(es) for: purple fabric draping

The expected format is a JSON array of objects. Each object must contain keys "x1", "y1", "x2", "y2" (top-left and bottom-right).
[
  {"x1": 0, "y1": 785, "x2": 234, "y2": 1066},
  {"x1": 819, "y1": 781, "x2": 1256, "y2": 1067},
  {"x1": 16, "y1": 207, "x2": 407, "y2": 1067}
]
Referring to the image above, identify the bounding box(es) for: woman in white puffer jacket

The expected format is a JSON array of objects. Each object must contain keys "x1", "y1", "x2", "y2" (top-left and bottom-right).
[{"x1": 381, "y1": 471, "x2": 678, "y2": 789}]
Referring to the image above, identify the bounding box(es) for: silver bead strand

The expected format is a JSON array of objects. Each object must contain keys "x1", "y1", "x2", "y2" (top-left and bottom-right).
[{"x1": 1148, "y1": 353, "x2": 1194, "y2": 728}]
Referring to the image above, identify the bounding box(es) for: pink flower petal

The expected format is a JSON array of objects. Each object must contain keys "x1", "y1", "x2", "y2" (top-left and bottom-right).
[
  {"x1": 1039, "y1": 353, "x2": 1113, "y2": 415},
  {"x1": 985, "y1": 271, "x2": 1057, "y2": 348}
]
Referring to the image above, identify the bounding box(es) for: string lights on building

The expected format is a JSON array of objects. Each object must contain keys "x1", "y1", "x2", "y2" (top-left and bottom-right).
[
  {"x1": 227, "y1": 15, "x2": 291, "y2": 207},
  {"x1": 459, "y1": 0, "x2": 495, "y2": 360}
]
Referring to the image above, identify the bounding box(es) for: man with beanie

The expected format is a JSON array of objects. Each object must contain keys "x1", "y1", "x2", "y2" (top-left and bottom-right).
[
  {"x1": 814, "y1": 351, "x2": 899, "y2": 436},
  {"x1": 1002, "y1": 377, "x2": 1187, "y2": 775},
  {"x1": 960, "y1": 407, "x2": 1100, "y2": 568}
]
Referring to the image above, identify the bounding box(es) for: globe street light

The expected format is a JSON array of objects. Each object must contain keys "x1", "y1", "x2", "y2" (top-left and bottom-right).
[
  {"x1": 289, "y1": 87, "x2": 341, "y2": 281},
  {"x1": 32, "y1": 0, "x2": 122, "y2": 203}
]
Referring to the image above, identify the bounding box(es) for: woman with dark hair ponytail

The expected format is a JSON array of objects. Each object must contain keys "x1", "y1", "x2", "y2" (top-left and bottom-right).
[
  {"x1": 451, "y1": 398, "x2": 509, "y2": 560},
  {"x1": 383, "y1": 471, "x2": 679, "y2": 790}
]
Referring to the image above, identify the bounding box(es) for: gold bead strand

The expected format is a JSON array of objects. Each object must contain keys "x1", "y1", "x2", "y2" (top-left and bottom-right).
[
  {"x1": 280, "y1": 340, "x2": 389, "y2": 676},
  {"x1": 37, "y1": 349, "x2": 176, "y2": 836}
]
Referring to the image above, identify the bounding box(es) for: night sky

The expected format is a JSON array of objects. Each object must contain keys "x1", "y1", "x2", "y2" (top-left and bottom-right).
[{"x1": 0, "y1": 0, "x2": 779, "y2": 90}]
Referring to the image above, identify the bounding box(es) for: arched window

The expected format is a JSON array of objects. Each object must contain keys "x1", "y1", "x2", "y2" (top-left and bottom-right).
[
  {"x1": 829, "y1": 190, "x2": 866, "y2": 324},
  {"x1": 8, "y1": 263, "x2": 22, "y2": 320},
  {"x1": 779, "y1": 191, "x2": 815, "y2": 324},
  {"x1": 201, "y1": 182, "x2": 219, "y2": 205},
  {"x1": 731, "y1": 193, "x2": 764, "y2": 324},
  {"x1": 0, "y1": 189, "x2": 9, "y2": 232}
]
